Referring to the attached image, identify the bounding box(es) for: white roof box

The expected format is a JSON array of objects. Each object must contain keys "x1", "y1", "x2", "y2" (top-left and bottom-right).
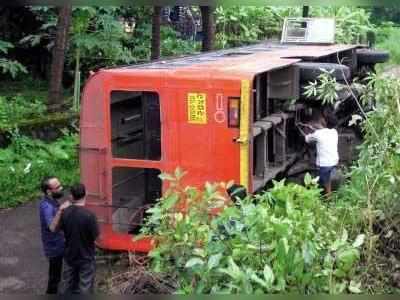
[{"x1": 281, "y1": 18, "x2": 336, "y2": 45}]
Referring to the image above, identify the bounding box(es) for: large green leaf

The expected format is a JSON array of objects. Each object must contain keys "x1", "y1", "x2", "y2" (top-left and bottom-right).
[
  {"x1": 208, "y1": 253, "x2": 223, "y2": 270},
  {"x1": 263, "y1": 264, "x2": 275, "y2": 287},
  {"x1": 161, "y1": 193, "x2": 179, "y2": 210},
  {"x1": 185, "y1": 257, "x2": 204, "y2": 268},
  {"x1": 352, "y1": 234, "x2": 366, "y2": 248},
  {"x1": 336, "y1": 248, "x2": 360, "y2": 272}
]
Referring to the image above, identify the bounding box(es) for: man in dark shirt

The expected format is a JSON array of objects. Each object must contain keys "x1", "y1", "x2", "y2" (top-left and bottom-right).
[
  {"x1": 39, "y1": 176, "x2": 69, "y2": 294},
  {"x1": 51, "y1": 183, "x2": 99, "y2": 294}
]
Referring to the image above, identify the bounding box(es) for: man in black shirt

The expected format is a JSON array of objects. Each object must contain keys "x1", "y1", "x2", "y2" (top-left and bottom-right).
[{"x1": 51, "y1": 183, "x2": 99, "y2": 294}]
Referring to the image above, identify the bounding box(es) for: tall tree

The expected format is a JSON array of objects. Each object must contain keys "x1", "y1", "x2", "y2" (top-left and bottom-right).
[
  {"x1": 151, "y1": 6, "x2": 161, "y2": 60},
  {"x1": 48, "y1": 5, "x2": 72, "y2": 112},
  {"x1": 302, "y1": 6, "x2": 310, "y2": 18},
  {"x1": 200, "y1": 6, "x2": 215, "y2": 52}
]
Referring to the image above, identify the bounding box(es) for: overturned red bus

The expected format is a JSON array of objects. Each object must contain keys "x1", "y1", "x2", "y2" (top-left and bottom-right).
[{"x1": 80, "y1": 40, "x2": 388, "y2": 252}]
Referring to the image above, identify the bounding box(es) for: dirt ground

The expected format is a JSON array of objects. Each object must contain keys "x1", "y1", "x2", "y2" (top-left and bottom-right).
[
  {"x1": 0, "y1": 199, "x2": 126, "y2": 294},
  {"x1": 382, "y1": 65, "x2": 400, "y2": 77},
  {"x1": 0, "y1": 200, "x2": 47, "y2": 293}
]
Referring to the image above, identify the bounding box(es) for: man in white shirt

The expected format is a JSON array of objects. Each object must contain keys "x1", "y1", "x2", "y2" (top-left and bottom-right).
[{"x1": 305, "y1": 114, "x2": 339, "y2": 196}]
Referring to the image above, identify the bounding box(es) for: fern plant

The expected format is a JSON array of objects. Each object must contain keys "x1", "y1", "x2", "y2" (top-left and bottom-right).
[{"x1": 0, "y1": 40, "x2": 27, "y2": 78}]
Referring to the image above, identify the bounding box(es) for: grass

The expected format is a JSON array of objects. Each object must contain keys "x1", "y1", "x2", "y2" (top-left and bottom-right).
[
  {"x1": 0, "y1": 77, "x2": 48, "y2": 99},
  {"x1": 0, "y1": 78, "x2": 75, "y2": 131},
  {"x1": 375, "y1": 25, "x2": 400, "y2": 71},
  {"x1": 0, "y1": 77, "x2": 73, "y2": 106}
]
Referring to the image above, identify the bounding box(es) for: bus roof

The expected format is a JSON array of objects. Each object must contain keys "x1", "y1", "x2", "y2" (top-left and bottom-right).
[{"x1": 103, "y1": 42, "x2": 357, "y2": 80}]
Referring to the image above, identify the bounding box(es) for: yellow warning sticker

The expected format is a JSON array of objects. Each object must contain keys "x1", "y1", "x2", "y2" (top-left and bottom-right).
[{"x1": 187, "y1": 93, "x2": 207, "y2": 124}]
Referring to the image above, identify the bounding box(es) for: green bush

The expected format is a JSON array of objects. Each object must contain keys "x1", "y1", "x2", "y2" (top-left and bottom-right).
[
  {"x1": 0, "y1": 95, "x2": 46, "y2": 129},
  {"x1": 312, "y1": 7, "x2": 375, "y2": 44},
  {"x1": 375, "y1": 24, "x2": 400, "y2": 66},
  {"x1": 214, "y1": 6, "x2": 375, "y2": 48},
  {"x1": 0, "y1": 40, "x2": 27, "y2": 79},
  {"x1": 129, "y1": 24, "x2": 200, "y2": 62},
  {"x1": 140, "y1": 170, "x2": 364, "y2": 294},
  {"x1": 337, "y1": 74, "x2": 400, "y2": 213},
  {"x1": 215, "y1": 6, "x2": 300, "y2": 48},
  {"x1": 334, "y1": 74, "x2": 400, "y2": 292},
  {"x1": 0, "y1": 132, "x2": 79, "y2": 208},
  {"x1": 160, "y1": 26, "x2": 201, "y2": 57}
]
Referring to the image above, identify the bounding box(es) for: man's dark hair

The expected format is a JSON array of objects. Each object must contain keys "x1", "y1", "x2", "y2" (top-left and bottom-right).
[
  {"x1": 311, "y1": 108, "x2": 323, "y2": 122},
  {"x1": 70, "y1": 183, "x2": 86, "y2": 201},
  {"x1": 41, "y1": 176, "x2": 57, "y2": 194},
  {"x1": 227, "y1": 184, "x2": 247, "y2": 201},
  {"x1": 326, "y1": 114, "x2": 338, "y2": 129}
]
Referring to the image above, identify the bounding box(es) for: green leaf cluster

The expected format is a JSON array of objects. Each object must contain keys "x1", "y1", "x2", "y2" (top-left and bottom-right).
[
  {"x1": 141, "y1": 170, "x2": 364, "y2": 294},
  {"x1": 0, "y1": 95, "x2": 46, "y2": 130},
  {"x1": 312, "y1": 7, "x2": 375, "y2": 44},
  {"x1": 215, "y1": 6, "x2": 300, "y2": 48},
  {"x1": 334, "y1": 74, "x2": 400, "y2": 292},
  {"x1": 0, "y1": 40, "x2": 27, "y2": 79},
  {"x1": 0, "y1": 132, "x2": 79, "y2": 208},
  {"x1": 303, "y1": 70, "x2": 341, "y2": 105}
]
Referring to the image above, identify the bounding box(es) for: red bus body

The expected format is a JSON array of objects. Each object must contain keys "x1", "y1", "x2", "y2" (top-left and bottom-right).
[{"x1": 80, "y1": 43, "x2": 357, "y2": 252}]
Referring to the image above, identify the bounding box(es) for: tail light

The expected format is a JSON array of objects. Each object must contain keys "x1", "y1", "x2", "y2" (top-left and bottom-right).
[{"x1": 228, "y1": 97, "x2": 240, "y2": 128}]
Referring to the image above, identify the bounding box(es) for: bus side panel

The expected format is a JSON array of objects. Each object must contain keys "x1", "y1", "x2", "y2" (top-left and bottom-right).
[
  {"x1": 80, "y1": 73, "x2": 111, "y2": 241},
  {"x1": 211, "y1": 88, "x2": 242, "y2": 186},
  {"x1": 173, "y1": 83, "x2": 242, "y2": 188}
]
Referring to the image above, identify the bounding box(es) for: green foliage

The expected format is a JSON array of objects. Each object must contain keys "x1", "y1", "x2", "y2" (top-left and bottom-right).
[
  {"x1": 19, "y1": 7, "x2": 58, "y2": 49},
  {"x1": 303, "y1": 71, "x2": 341, "y2": 105},
  {"x1": 20, "y1": 7, "x2": 135, "y2": 72},
  {"x1": 375, "y1": 24, "x2": 400, "y2": 66},
  {"x1": 160, "y1": 26, "x2": 201, "y2": 57},
  {"x1": 334, "y1": 74, "x2": 400, "y2": 292},
  {"x1": 0, "y1": 95, "x2": 46, "y2": 129},
  {"x1": 215, "y1": 6, "x2": 300, "y2": 48},
  {"x1": 68, "y1": 8, "x2": 200, "y2": 74},
  {"x1": 69, "y1": 7, "x2": 135, "y2": 74},
  {"x1": 0, "y1": 79, "x2": 73, "y2": 131},
  {"x1": 140, "y1": 170, "x2": 364, "y2": 294},
  {"x1": 375, "y1": 22, "x2": 398, "y2": 44},
  {"x1": 338, "y1": 74, "x2": 400, "y2": 209},
  {"x1": 0, "y1": 77, "x2": 48, "y2": 97},
  {"x1": 126, "y1": 24, "x2": 200, "y2": 62},
  {"x1": 370, "y1": 7, "x2": 400, "y2": 25},
  {"x1": 0, "y1": 40, "x2": 27, "y2": 78},
  {"x1": 0, "y1": 132, "x2": 79, "y2": 208},
  {"x1": 213, "y1": 6, "x2": 375, "y2": 49},
  {"x1": 312, "y1": 7, "x2": 375, "y2": 44}
]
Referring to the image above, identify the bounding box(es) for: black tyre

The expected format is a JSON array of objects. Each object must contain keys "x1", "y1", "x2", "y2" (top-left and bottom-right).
[
  {"x1": 296, "y1": 62, "x2": 351, "y2": 82},
  {"x1": 356, "y1": 48, "x2": 389, "y2": 64}
]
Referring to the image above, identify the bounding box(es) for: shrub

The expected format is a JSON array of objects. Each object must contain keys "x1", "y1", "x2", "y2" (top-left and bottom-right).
[
  {"x1": 312, "y1": 7, "x2": 375, "y2": 44},
  {"x1": 375, "y1": 24, "x2": 400, "y2": 66},
  {"x1": 0, "y1": 95, "x2": 46, "y2": 129},
  {"x1": 0, "y1": 40, "x2": 27, "y2": 78},
  {"x1": 215, "y1": 6, "x2": 300, "y2": 48},
  {"x1": 140, "y1": 170, "x2": 364, "y2": 294},
  {"x1": 0, "y1": 132, "x2": 79, "y2": 208},
  {"x1": 334, "y1": 74, "x2": 400, "y2": 292}
]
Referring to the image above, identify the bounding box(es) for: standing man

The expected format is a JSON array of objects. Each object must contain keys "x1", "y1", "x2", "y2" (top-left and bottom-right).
[
  {"x1": 305, "y1": 114, "x2": 339, "y2": 196},
  {"x1": 39, "y1": 176, "x2": 69, "y2": 294},
  {"x1": 50, "y1": 183, "x2": 99, "y2": 294}
]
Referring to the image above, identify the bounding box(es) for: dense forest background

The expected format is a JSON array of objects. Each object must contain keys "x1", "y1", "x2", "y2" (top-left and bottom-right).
[{"x1": 1, "y1": 6, "x2": 399, "y2": 109}]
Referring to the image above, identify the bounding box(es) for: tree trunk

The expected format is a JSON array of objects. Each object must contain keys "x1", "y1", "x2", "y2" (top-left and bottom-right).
[
  {"x1": 200, "y1": 6, "x2": 215, "y2": 52},
  {"x1": 47, "y1": 5, "x2": 72, "y2": 113},
  {"x1": 151, "y1": 6, "x2": 161, "y2": 60},
  {"x1": 302, "y1": 6, "x2": 310, "y2": 18}
]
